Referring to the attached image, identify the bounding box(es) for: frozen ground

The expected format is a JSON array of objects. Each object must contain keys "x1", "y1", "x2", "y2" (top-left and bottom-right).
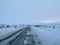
[
  {"x1": 24, "y1": 25, "x2": 60, "y2": 45},
  {"x1": 0, "y1": 25, "x2": 27, "y2": 45},
  {"x1": 0, "y1": 26, "x2": 25, "y2": 39},
  {"x1": 0, "y1": 25, "x2": 60, "y2": 45},
  {"x1": 24, "y1": 27, "x2": 41, "y2": 45}
]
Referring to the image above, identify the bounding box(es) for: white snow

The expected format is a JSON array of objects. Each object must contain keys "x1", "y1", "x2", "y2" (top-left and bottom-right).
[
  {"x1": 0, "y1": 26, "x2": 25, "y2": 39},
  {"x1": 0, "y1": 26, "x2": 27, "y2": 45},
  {"x1": 0, "y1": 24, "x2": 60, "y2": 45},
  {"x1": 31, "y1": 26, "x2": 60, "y2": 45}
]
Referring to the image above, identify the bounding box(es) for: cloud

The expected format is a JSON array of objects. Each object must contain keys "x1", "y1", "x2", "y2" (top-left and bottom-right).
[{"x1": 42, "y1": 19, "x2": 60, "y2": 23}]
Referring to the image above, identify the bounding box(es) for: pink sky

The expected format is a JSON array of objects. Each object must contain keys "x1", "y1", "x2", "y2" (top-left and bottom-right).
[{"x1": 41, "y1": 20, "x2": 60, "y2": 23}]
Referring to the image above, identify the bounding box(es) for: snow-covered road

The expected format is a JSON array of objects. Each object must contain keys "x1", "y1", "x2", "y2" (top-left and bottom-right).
[
  {"x1": 0, "y1": 26, "x2": 25, "y2": 40},
  {"x1": 0, "y1": 25, "x2": 60, "y2": 45},
  {"x1": 0, "y1": 25, "x2": 29, "y2": 45}
]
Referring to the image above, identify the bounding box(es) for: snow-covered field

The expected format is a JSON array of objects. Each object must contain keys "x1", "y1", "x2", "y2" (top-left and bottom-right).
[
  {"x1": 0, "y1": 25, "x2": 27, "y2": 45},
  {"x1": 0, "y1": 26, "x2": 25, "y2": 39},
  {"x1": 0, "y1": 24, "x2": 60, "y2": 45},
  {"x1": 31, "y1": 25, "x2": 60, "y2": 45}
]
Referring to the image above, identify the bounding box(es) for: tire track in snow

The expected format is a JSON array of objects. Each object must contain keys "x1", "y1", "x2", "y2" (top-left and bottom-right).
[{"x1": 24, "y1": 27, "x2": 42, "y2": 45}]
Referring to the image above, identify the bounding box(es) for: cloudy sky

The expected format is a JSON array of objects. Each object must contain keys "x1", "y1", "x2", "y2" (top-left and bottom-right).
[{"x1": 0, "y1": 0, "x2": 60, "y2": 24}]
